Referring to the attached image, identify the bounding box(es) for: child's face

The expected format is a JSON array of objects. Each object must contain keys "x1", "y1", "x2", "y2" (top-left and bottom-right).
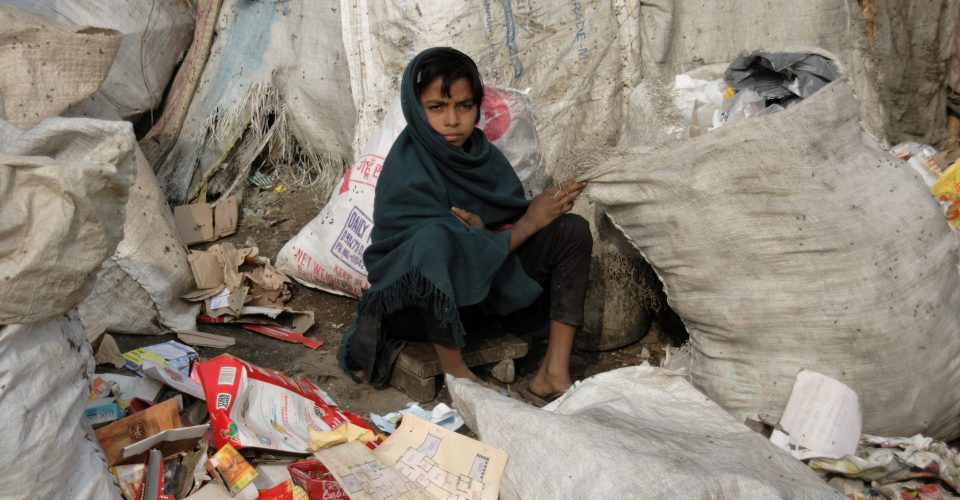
[{"x1": 419, "y1": 77, "x2": 478, "y2": 148}]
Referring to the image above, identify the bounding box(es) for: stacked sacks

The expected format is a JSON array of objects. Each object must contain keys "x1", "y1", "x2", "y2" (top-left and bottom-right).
[
  {"x1": 0, "y1": 7, "x2": 192, "y2": 497},
  {"x1": 1, "y1": 116, "x2": 136, "y2": 498}
]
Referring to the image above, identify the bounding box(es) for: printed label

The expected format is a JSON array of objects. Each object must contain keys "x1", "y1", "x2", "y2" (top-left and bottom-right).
[
  {"x1": 339, "y1": 154, "x2": 384, "y2": 194},
  {"x1": 218, "y1": 366, "x2": 237, "y2": 386},
  {"x1": 330, "y1": 207, "x2": 373, "y2": 276},
  {"x1": 216, "y1": 393, "x2": 232, "y2": 410}
]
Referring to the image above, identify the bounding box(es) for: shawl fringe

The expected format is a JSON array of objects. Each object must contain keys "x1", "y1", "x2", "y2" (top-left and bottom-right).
[{"x1": 357, "y1": 267, "x2": 466, "y2": 347}]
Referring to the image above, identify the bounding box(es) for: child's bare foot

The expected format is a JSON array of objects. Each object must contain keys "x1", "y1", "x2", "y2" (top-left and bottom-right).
[{"x1": 526, "y1": 372, "x2": 571, "y2": 402}]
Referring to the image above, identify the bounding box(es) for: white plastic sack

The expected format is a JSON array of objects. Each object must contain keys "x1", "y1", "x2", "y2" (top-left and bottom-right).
[
  {"x1": 448, "y1": 367, "x2": 842, "y2": 499},
  {"x1": 276, "y1": 86, "x2": 544, "y2": 297},
  {"x1": 0, "y1": 117, "x2": 136, "y2": 324},
  {"x1": 77, "y1": 147, "x2": 200, "y2": 334},
  {"x1": 586, "y1": 59, "x2": 960, "y2": 439},
  {"x1": 6, "y1": 0, "x2": 195, "y2": 120},
  {"x1": 341, "y1": 0, "x2": 627, "y2": 181},
  {"x1": 0, "y1": 310, "x2": 120, "y2": 499},
  {"x1": 156, "y1": 0, "x2": 355, "y2": 204},
  {"x1": 0, "y1": 5, "x2": 121, "y2": 129}
]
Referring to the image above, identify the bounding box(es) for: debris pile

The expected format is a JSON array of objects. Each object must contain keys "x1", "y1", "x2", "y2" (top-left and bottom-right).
[
  {"x1": 180, "y1": 242, "x2": 320, "y2": 349},
  {"x1": 81, "y1": 345, "x2": 491, "y2": 499},
  {"x1": 2, "y1": 0, "x2": 960, "y2": 498}
]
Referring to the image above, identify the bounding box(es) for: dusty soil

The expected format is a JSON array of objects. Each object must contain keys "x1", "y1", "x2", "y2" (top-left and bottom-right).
[{"x1": 113, "y1": 183, "x2": 675, "y2": 420}]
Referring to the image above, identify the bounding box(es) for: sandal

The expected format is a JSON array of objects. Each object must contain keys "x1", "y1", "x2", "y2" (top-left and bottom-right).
[{"x1": 517, "y1": 382, "x2": 564, "y2": 408}]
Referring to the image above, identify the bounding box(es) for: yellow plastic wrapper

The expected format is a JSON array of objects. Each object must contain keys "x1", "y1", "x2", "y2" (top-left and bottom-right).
[
  {"x1": 932, "y1": 160, "x2": 960, "y2": 227},
  {"x1": 306, "y1": 422, "x2": 378, "y2": 452}
]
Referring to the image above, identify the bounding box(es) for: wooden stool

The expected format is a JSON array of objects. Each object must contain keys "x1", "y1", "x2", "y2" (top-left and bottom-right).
[{"x1": 389, "y1": 334, "x2": 528, "y2": 402}]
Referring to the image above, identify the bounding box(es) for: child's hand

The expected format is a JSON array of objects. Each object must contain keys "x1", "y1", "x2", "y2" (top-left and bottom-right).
[
  {"x1": 521, "y1": 181, "x2": 586, "y2": 231},
  {"x1": 451, "y1": 207, "x2": 485, "y2": 228}
]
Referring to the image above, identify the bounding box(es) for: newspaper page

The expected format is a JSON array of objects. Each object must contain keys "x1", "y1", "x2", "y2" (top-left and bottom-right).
[{"x1": 315, "y1": 415, "x2": 507, "y2": 500}]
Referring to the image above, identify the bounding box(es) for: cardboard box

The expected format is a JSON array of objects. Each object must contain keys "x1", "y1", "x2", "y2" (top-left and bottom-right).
[
  {"x1": 95, "y1": 398, "x2": 182, "y2": 465},
  {"x1": 173, "y1": 196, "x2": 238, "y2": 245}
]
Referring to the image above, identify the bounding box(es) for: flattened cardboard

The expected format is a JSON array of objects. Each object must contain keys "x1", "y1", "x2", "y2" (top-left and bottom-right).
[
  {"x1": 94, "y1": 333, "x2": 127, "y2": 369},
  {"x1": 188, "y1": 250, "x2": 224, "y2": 290},
  {"x1": 198, "y1": 309, "x2": 314, "y2": 334},
  {"x1": 246, "y1": 264, "x2": 292, "y2": 308},
  {"x1": 173, "y1": 196, "x2": 238, "y2": 245},
  {"x1": 95, "y1": 398, "x2": 182, "y2": 465},
  {"x1": 174, "y1": 204, "x2": 214, "y2": 245},
  {"x1": 121, "y1": 424, "x2": 209, "y2": 461},
  {"x1": 177, "y1": 330, "x2": 236, "y2": 348},
  {"x1": 182, "y1": 286, "x2": 226, "y2": 302},
  {"x1": 213, "y1": 197, "x2": 238, "y2": 239}
]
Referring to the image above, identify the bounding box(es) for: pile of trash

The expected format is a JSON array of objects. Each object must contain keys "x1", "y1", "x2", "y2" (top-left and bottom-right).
[
  {"x1": 181, "y1": 241, "x2": 320, "y2": 349},
  {"x1": 79, "y1": 336, "x2": 492, "y2": 499},
  {"x1": 891, "y1": 142, "x2": 960, "y2": 229},
  {"x1": 668, "y1": 51, "x2": 839, "y2": 137},
  {"x1": 4, "y1": 0, "x2": 960, "y2": 497},
  {"x1": 812, "y1": 435, "x2": 960, "y2": 498}
]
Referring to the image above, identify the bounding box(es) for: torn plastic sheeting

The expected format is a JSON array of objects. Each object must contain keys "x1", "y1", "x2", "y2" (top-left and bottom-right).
[
  {"x1": 724, "y1": 52, "x2": 839, "y2": 100},
  {"x1": 155, "y1": 0, "x2": 355, "y2": 204}
]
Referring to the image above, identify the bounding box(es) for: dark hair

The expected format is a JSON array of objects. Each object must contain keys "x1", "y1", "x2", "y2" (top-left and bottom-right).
[{"x1": 413, "y1": 48, "x2": 484, "y2": 110}]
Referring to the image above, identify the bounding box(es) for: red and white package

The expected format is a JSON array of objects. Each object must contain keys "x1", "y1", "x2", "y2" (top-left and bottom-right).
[{"x1": 197, "y1": 354, "x2": 371, "y2": 453}]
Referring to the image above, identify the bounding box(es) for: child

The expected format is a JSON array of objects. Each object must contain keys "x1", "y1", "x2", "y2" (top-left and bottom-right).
[{"x1": 340, "y1": 47, "x2": 589, "y2": 405}]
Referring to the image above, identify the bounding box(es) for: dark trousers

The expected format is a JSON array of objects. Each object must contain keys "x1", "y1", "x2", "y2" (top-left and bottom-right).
[{"x1": 387, "y1": 213, "x2": 593, "y2": 346}]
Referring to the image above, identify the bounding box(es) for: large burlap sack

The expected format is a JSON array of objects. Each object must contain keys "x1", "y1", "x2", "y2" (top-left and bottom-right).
[
  {"x1": 276, "y1": 86, "x2": 545, "y2": 297},
  {"x1": 585, "y1": 60, "x2": 960, "y2": 439},
  {"x1": 0, "y1": 310, "x2": 120, "y2": 499},
  {"x1": 155, "y1": 0, "x2": 355, "y2": 204},
  {"x1": 0, "y1": 5, "x2": 121, "y2": 129},
  {"x1": 77, "y1": 147, "x2": 200, "y2": 334},
  {"x1": 6, "y1": 0, "x2": 195, "y2": 120},
  {"x1": 341, "y1": 0, "x2": 628, "y2": 181},
  {"x1": 1, "y1": 117, "x2": 136, "y2": 324},
  {"x1": 449, "y1": 367, "x2": 842, "y2": 499}
]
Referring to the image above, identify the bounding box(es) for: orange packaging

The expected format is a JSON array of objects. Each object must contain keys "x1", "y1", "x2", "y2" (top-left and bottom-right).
[{"x1": 207, "y1": 443, "x2": 258, "y2": 495}]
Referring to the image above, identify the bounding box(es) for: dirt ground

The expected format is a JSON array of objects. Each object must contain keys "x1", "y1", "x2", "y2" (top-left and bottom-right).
[{"x1": 113, "y1": 182, "x2": 677, "y2": 419}]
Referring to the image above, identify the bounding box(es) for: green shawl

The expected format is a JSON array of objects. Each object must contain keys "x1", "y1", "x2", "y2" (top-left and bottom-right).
[{"x1": 356, "y1": 47, "x2": 543, "y2": 346}]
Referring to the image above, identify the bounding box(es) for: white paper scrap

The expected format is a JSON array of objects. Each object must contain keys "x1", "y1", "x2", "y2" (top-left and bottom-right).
[
  {"x1": 209, "y1": 289, "x2": 231, "y2": 310},
  {"x1": 142, "y1": 361, "x2": 206, "y2": 400},
  {"x1": 99, "y1": 373, "x2": 164, "y2": 405},
  {"x1": 777, "y1": 370, "x2": 862, "y2": 459}
]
